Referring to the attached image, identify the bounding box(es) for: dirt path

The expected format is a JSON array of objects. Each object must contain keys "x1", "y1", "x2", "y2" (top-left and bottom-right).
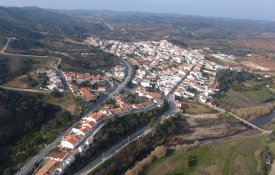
[{"x1": 269, "y1": 162, "x2": 275, "y2": 175}]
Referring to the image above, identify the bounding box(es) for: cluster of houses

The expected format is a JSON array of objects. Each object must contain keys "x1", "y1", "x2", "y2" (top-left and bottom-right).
[
  {"x1": 38, "y1": 68, "x2": 64, "y2": 91},
  {"x1": 87, "y1": 37, "x2": 221, "y2": 101},
  {"x1": 35, "y1": 89, "x2": 163, "y2": 175},
  {"x1": 35, "y1": 37, "x2": 226, "y2": 175},
  {"x1": 63, "y1": 71, "x2": 109, "y2": 101},
  {"x1": 105, "y1": 65, "x2": 126, "y2": 81},
  {"x1": 175, "y1": 59, "x2": 221, "y2": 103}
]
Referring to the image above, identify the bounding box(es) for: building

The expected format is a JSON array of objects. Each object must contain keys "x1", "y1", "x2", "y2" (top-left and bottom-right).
[
  {"x1": 35, "y1": 160, "x2": 62, "y2": 175},
  {"x1": 80, "y1": 87, "x2": 97, "y2": 101},
  {"x1": 60, "y1": 135, "x2": 82, "y2": 150},
  {"x1": 47, "y1": 150, "x2": 69, "y2": 162}
]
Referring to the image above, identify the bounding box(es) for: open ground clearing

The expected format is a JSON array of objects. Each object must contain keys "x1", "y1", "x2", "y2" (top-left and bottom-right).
[
  {"x1": 144, "y1": 134, "x2": 273, "y2": 175},
  {"x1": 0, "y1": 55, "x2": 56, "y2": 86}
]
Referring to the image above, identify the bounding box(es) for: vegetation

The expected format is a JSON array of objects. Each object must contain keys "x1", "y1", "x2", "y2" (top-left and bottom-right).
[
  {"x1": 179, "y1": 100, "x2": 217, "y2": 114},
  {"x1": 86, "y1": 116, "x2": 190, "y2": 175},
  {"x1": 144, "y1": 135, "x2": 274, "y2": 175},
  {"x1": 0, "y1": 6, "x2": 108, "y2": 43},
  {"x1": 65, "y1": 101, "x2": 170, "y2": 174},
  {"x1": 125, "y1": 146, "x2": 168, "y2": 175},
  {"x1": 232, "y1": 103, "x2": 275, "y2": 120},
  {"x1": 0, "y1": 89, "x2": 76, "y2": 174},
  {"x1": 126, "y1": 94, "x2": 148, "y2": 104},
  {"x1": 216, "y1": 69, "x2": 255, "y2": 90},
  {"x1": 60, "y1": 48, "x2": 119, "y2": 73},
  {"x1": 0, "y1": 55, "x2": 55, "y2": 85},
  {"x1": 212, "y1": 72, "x2": 275, "y2": 110}
]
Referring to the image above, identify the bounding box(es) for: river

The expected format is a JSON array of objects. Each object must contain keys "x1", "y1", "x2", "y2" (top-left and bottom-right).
[{"x1": 250, "y1": 112, "x2": 275, "y2": 127}]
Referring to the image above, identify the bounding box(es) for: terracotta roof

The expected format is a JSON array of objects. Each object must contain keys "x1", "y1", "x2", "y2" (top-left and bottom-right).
[
  {"x1": 62, "y1": 135, "x2": 81, "y2": 146},
  {"x1": 110, "y1": 108, "x2": 122, "y2": 114},
  {"x1": 83, "y1": 120, "x2": 96, "y2": 127},
  {"x1": 135, "y1": 104, "x2": 145, "y2": 109},
  {"x1": 48, "y1": 150, "x2": 68, "y2": 160},
  {"x1": 78, "y1": 73, "x2": 90, "y2": 79},
  {"x1": 80, "y1": 87, "x2": 97, "y2": 101},
  {"x1": 147, "y1": 92, "x2": 162, "y2": 98},
  {"x1": 64, "y1": 72, "x2": 76, "y2": 78},
  {"x1": 80, "y1": 126, "x2": 91, "y2": 134},
  {"x1": 35, "y1": 160, "x2": 59, "y2": 175},
  {"x1": 121, "y1": 105, "x2": 132, "y2": 111},
  {"x1": 89, "y1": 113, "x2": 102, "y2": 121}
]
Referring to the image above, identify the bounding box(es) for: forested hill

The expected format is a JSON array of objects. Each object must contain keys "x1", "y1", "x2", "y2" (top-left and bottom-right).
[
  {"x1": 0, "y1": 89, "x2": 74, "y2": 174},
  {"x1": 0, "y1": 6, "x2": 108, "y2": 43}
]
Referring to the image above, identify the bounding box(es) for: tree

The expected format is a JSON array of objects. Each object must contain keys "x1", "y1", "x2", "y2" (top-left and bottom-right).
[{"x1": 51, "y1": 89, "x2": 63, "y2": 98}]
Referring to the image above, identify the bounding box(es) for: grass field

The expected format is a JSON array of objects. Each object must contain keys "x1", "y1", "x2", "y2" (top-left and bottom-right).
[
  {"x1": 144, "y1": 135, "x2": 271, "y2": 175},
  {"x1": 0, "y1": 55, "x2": 56, "y2": 85},
  {"x1": 213, "y1": 77, "x2": 275, "y2": 110},
  {"x1": 214, "y1": 89, "x2": 274, "y2": 110},
  {"x1": 243, "y1": 90, "x2": 273, "y2": 102},
  {"x1": 181, "y1": 101, "x2": 216, "y2": 114},
  {"x1": 45, "y1": 94, "x2": 82, "y2": 115}
]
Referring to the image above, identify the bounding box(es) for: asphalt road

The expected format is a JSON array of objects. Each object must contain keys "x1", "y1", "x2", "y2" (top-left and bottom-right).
[
  {"x1": 1, "y1": 37, "x2": 12, "y2": 53},
  {"x1": 14, "y1": 60, "x2": 133, "y2": 175},
  {"x1": 0, "y1": 86, "x2": 51, "y2": 94},
  {"x1": 75, "y1": 125, "x2": 150, "y2": 175},
  {"x1": 0, "y1": 38, "x2": 65, "y2": 94},
  {"x1": 74, "y1": 97, "x2": 174, "y2": 175}
]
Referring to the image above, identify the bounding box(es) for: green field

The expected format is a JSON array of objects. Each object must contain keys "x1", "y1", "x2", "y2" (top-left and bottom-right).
[
  {"x1": 214, "y1": 88, "x2": 274, "y2": 110},
  {"x1": 243, "y1": 90, "x2": 273, "y2": 102},
  {"x1": 144, "y1": 135, "x2": 272, "y2": 175}
]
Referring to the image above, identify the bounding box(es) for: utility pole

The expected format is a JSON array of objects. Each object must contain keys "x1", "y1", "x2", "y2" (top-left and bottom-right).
[
  {"x1": 127, "y1": 135, "x2": 130, "y2": 144},
  {"x1": 102, "y1": 152, "x2": 105, "y2": 160}
]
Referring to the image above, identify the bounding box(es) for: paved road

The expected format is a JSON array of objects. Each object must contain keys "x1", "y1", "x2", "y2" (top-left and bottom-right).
[
  {"x1": 74, "y1": 97, "x2": 174, "y2": 175},
  {"x1": 75, "y1": 126, "x2": 150, "y2": 175},
  {"x1": 1, "y1": 38, "x2": 62, "y2": 66},
  {"x1": 1, "y1": 37, "x2": 12, "y2": 53},
  {"x1": 84, "y1": 60, "x2": 133, "y2": 115},
  {"x1": 15, "y1": 58, "x2": 133, "y2": 175},
  {"x1": 0, "y1": 86, "x2": 51, "y2": 94}
]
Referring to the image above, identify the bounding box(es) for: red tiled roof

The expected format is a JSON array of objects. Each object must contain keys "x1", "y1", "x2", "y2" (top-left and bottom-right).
[
  {"x1": 78, "y1": 73, "x2": 90, "y2": 79},
  {"x1": 48, "y1": 150, "x2": 68, "y2": 160},
  {"x1": 147, "y1": 92, "x2": 162, "y2": 98},
  {"x1": 83, "y1": 120, "x2": 96, "y2": 127},
  {"x1": 121, "y1": 105, "x2": 132, "y2": 112},
  {"x1": 64, "y1": 72, "x2": 76, "y2": 77},
  {"x1": 110, "y1": 108, "x2": 122, "y2": 114},
  {"x1": 80, "y1": 87, "x2": 97, "y2": 101},
  {"x1": 80, "y1": 126, "x2": 90, "y2": 134},
  {"x1": 63, "y1": 135, "x2": 81, "y2": 146}
]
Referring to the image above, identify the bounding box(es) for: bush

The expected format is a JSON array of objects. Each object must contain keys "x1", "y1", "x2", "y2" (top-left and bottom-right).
[
  {"x1": 175, "y1": 141, "x2": 200, "y2": 152},
  {"x1": 125, "y1": 146, "x2": 167, "y2": 175}
]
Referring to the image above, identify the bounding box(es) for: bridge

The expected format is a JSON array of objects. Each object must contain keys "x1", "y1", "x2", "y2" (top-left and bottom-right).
[
  {"x1": 205, "y1": 103, "x2": 272, "y2": 134},
  {"x1": 227, "y1": 111, "x2": 272, "y2": 134}
]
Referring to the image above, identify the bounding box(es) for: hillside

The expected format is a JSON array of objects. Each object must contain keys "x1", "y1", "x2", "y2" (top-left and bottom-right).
[
  {"x1": 0, "y1": 6, "x2": 108, "y2": 44},
  {"x1": 0, "y1": 89, "x2": 77, "y2": 174}
]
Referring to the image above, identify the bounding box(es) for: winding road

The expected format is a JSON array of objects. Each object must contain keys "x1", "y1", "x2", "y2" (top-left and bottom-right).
[
  {"x1": 0, "y1": 38, "x2": 64, "y2": 93},
  {"x1": 11, "y1": 40, "x2": 133, "y2": 175}
]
